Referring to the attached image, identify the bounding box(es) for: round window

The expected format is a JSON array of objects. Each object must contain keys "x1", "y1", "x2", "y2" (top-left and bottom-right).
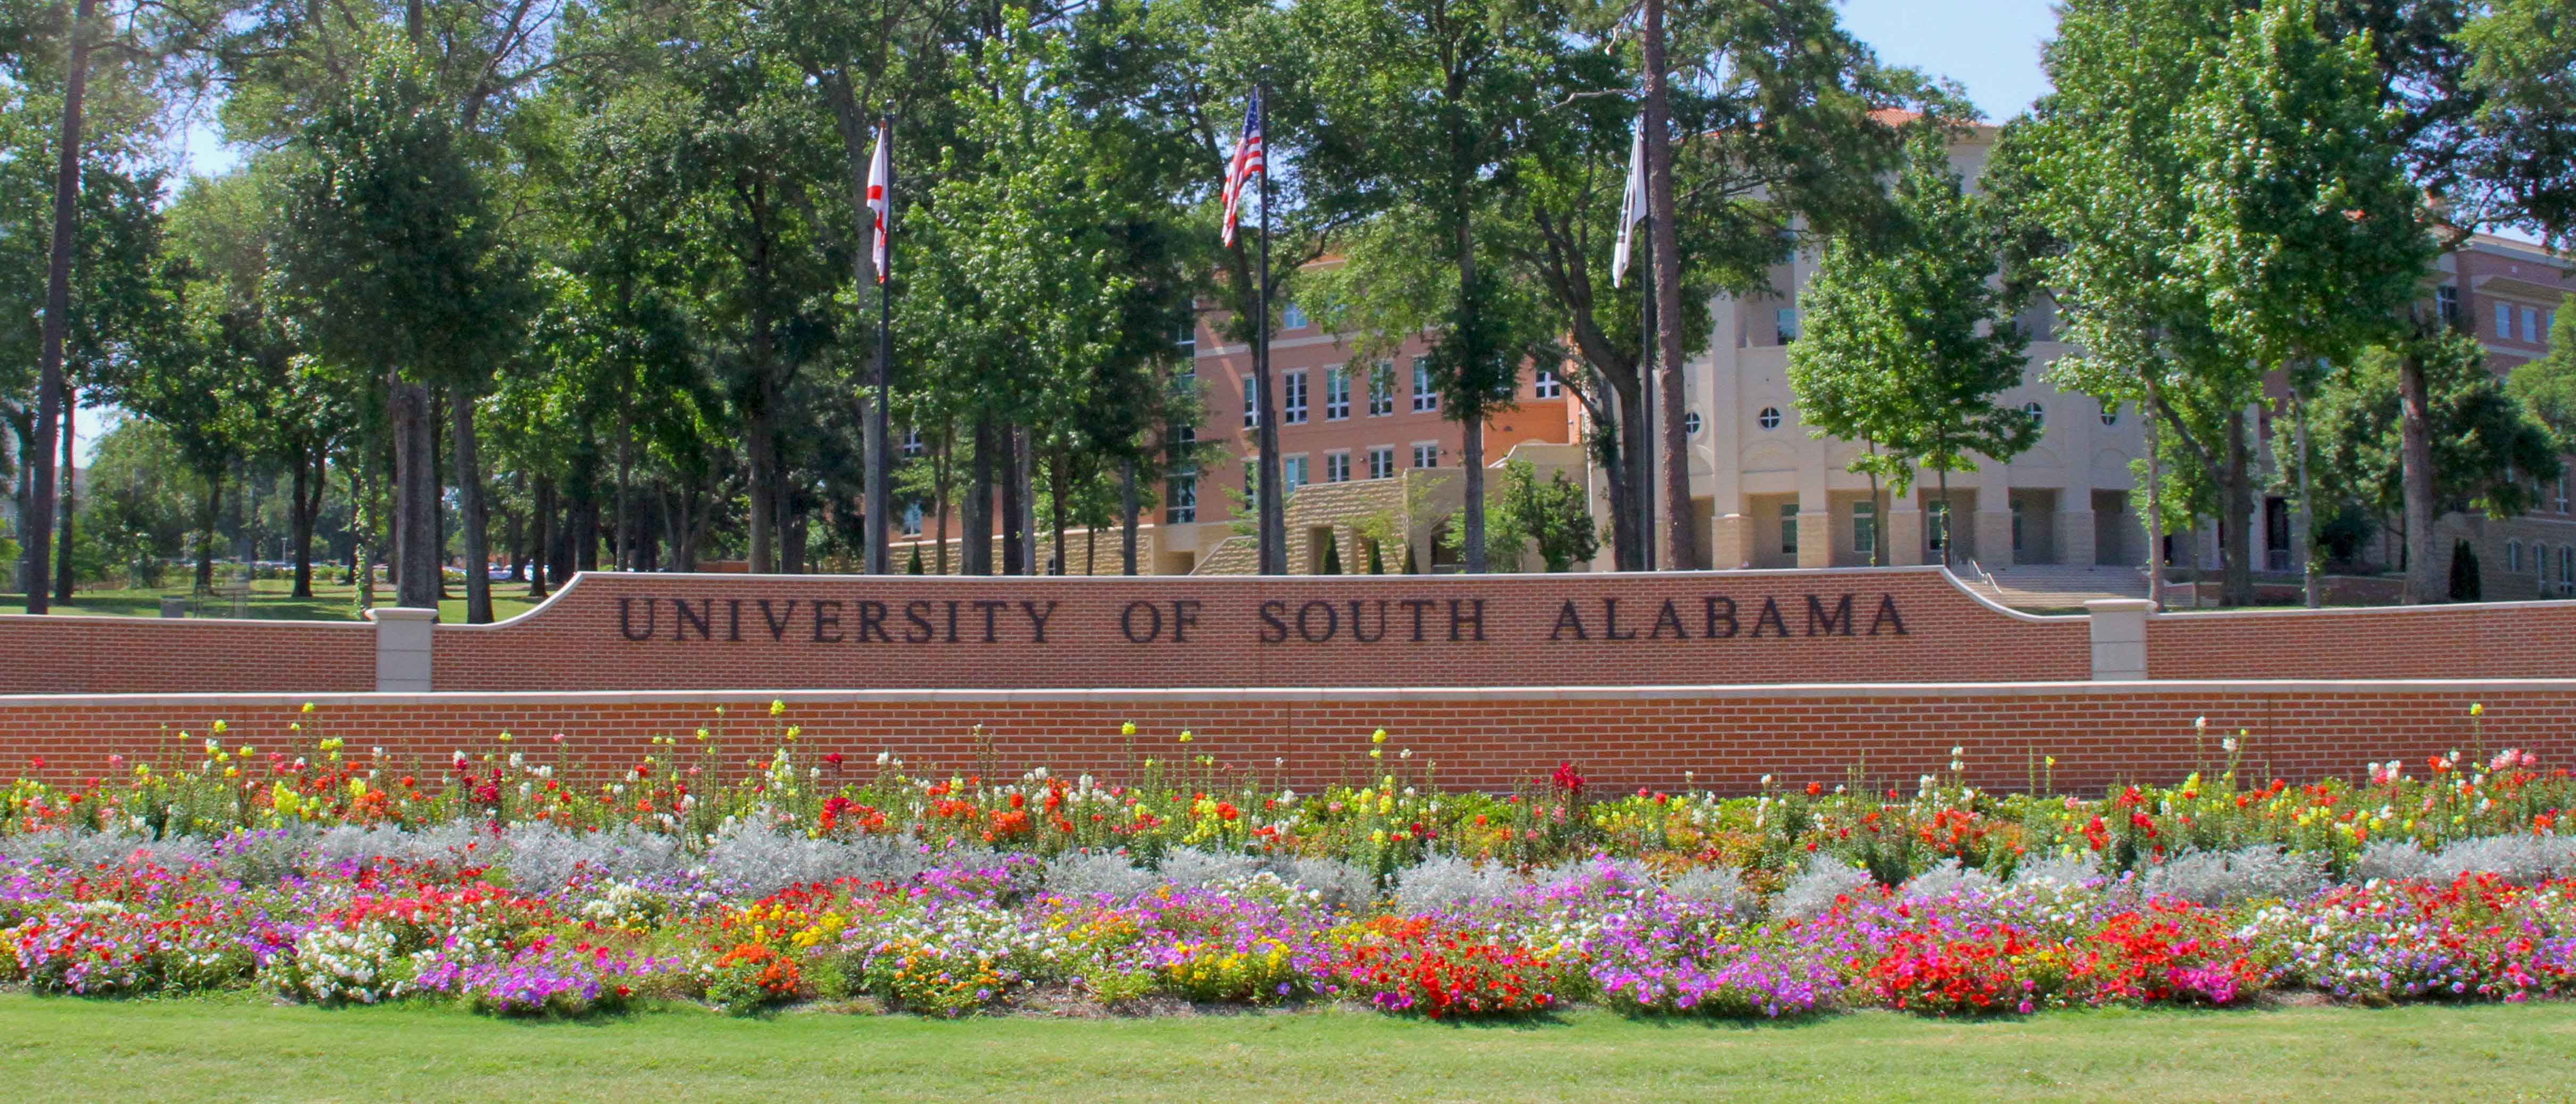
[
  {"x1": 2023, "y1": 401, "x2": 2045, "y2": 429},
  {"x1": 1757, "y1": 406, "x2": 1782, "y2": 430},
  {"x1": 2099, "y1": 402, "x2": 2118, "y2": 427},
  {"x1": 1683, "y1": 411, "x2": 1703, "y2": 435}
]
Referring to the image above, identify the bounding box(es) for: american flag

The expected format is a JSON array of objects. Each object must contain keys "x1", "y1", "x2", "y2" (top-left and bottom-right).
[
  {"x1": 867, "y1": 123, "x2": 891, "y2": 283},
  {"x1": 1220, "y1": 89, "x2": 1264, "y2": 248}
]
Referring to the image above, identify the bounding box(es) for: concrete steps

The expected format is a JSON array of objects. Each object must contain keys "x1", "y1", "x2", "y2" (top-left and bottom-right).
[{"x1": 1982, "y1": 565, "x2": 2150, "y2": 610}]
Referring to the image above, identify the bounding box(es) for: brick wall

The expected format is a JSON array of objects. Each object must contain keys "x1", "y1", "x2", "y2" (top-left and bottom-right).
[
  {"x1": 0, "y1": 615, "x2": 374, "y2": 695},
  {"x1": 0, "y1": 681, "x2": 2549, "y2": 794},
  {"x1": 2147, "y1": 600, "x2": 2576, "y2": 679},
  {"x1": 428, "y1": 567, "x2": 2082, "y2": 690}
]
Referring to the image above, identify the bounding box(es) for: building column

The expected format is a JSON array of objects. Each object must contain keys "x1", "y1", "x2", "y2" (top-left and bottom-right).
[
  {"x1": 1887, "y1": 497, "x2": 1925, "y2": 567},
  {"x1": 1710, "y1": 508, "x2": 1748, "y2": 570},
  {"x1": 2058, "y1": 509, "x2": 2097, "y2": 568},
  {"x1": 1796, "y1": 511, "x2": 1832, "y2": 569}
]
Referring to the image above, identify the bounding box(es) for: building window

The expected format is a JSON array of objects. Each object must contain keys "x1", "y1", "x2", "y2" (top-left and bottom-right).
[
  {"x1": 1325, "y1": 366, "x2": 1351, "y2": 420},
  {"x1": 2101, "y1": 401, "x2": 2119, "y2": 427},
  {"x1": 2562, "y1": 546, "x2": 2573, "y2": 587},
  {"x1": 2557, "y1": 475, "x2": 2568, "y2": 513},
  {"x1": 2498, "y1": 301, "x2": 2515, "y2": 339},
  {"x1": 1368, "y1": 360, "x2": 1395, "y2": 416},
  {"x1": 2023, "y1": 401, "x2": 2045, "y2": 429},
  {"x1": 1927, "y1": 501, "x2": 1952, "y2": 552},
  {"x1": 2437, "y1": 284, "x2": 2460, "y2": 326},
  {"x1": 1775, "y1": 307, "x2": 1800, "y2": 344},
  {"x1": 1853, "y1": 500, "x2": 1877, "y2": 555},
  {"x1": 2508, "y1": 540, "x2": 2524, "y2": 573},
  {"x1": 1412, "y1": 442, "x2": 1438, "y2": 469},
  {"x1": 1532, "y1": 368, "x2": 1562, "y2": 399},
  {"x1": 1281, "y1": 302, "x2": 1308, "y2": 330},
  {"x1": 1368, "y1": 445, "x2": 1394, "y2": 480},
  {"x1": 1242, "y1": 375, "x2": 1259, "y2": 428},
  {"x1": 1780, "y1": 501, "x2": 1799, "y2": 555},
  {"x1": 1175, "y1": 320, "x2": 1196, "y2": 358},
  {"x1": 1757, "y1": 406, "x2": 1782, "y2": 430},
  {"x1": 1283, "y1": 371, "x2": 1308, "y2": 424},
  {"x1": 1282, "y1": 454, "x2": 1308, "y2": 493},
  {"x1": 1324, "y1": 451, "x2": 1350, "y2": 483},
  {"x1": 2527, "y1": 306, "x2": 2542, "y2": 343},
  {"x1": 901, "y1": 502, "x2": 924, "y2": 536},
  {"x1": 1411, "y1": 357, "x2": 1437, "y2": 412},
  {"x1": 1166, "y1": 472, "x2": 1197, "y2": 524},
  {"x1": 2011, "y1": 500, "x2": 2025, "y2": 553},
  {"x1": 902, "y1": 426, "x2": 925, "y2": 457}
]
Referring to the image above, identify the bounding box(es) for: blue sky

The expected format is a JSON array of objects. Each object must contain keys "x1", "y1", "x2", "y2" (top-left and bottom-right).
[{"x1": 1839, "y1": 0, "x2": 2059, "y2": 122}]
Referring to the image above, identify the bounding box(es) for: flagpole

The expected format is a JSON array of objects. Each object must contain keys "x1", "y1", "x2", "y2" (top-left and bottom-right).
[
  {"x1": 1253, "y1": 82, "x2": 1282, "y2": 576},
  {"x1": 1638, "y1": 212, "x2": 1657, "y2": 571},
  {"x1": 865, "y1": 114, "x2": 895, "y2": 575}
]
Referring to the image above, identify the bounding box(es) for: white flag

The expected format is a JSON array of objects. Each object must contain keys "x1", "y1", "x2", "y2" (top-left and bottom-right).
[
  {"x1": 867, "y1": 123, "x2": 891, "y2": 284},
  {"x1": 1611, "y1": 117, "x2": 1645, "y2": 288}
]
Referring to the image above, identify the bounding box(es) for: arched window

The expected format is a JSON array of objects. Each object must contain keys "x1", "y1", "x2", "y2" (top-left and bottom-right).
[
  {"x1": 1757, "y1": 406, "x2": 1782, "y2": 430},
  {"x1": 2023, "y1": 401, "x2": 2046, "y2": 429}
]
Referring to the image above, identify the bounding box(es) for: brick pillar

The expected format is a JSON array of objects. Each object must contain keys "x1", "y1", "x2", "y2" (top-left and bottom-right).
[
  {"x1": 367, "y1": 607, "x2": 437, "y2": 692},
  {"x1": 2086, "y1": 598, "x2": 2152, "y2": 681},
  {"x1": 1888, "y1": 499, "x2": 1925, "y2": 567},
  {"x1": 1795, "y1": 511, "x2": 1832, "y2": 569}
]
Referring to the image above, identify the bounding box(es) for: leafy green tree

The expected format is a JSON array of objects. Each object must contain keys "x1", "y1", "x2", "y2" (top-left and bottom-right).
[
  {"x1": 2308, "y1": 335, "x2": 2563, "y2": 551},
  {"x1": 2507, "y1": 296, "x2": 2576, "y2": 449},
  {"x1": 2179, "y1": 0, "x2": 2431, "y2": 605},
  {"x1": 275, "y1": 38, "x2": 530, "y2": 610},
  {"x1": 1301, "y1": 0, "x2": 1568, "y2": 571},
  {"x1": 1789, "y1": 126, "x2": 2037, "y2": 568},
  {"x1": 2461, "y1": 0, "x2": 2576, "y2": 249},
  {"x1": 1488, "y1": 0, "x2": 1926, "y2": 570}
]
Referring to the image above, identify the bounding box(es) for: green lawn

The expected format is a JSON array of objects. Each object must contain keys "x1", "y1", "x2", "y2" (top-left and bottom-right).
[
  {"x1": 0, "y1": 576, "x2": 541, "y2": 624},
  {"x1": 0, "y1": 993, "x2": 2568, "y2": 1102}
]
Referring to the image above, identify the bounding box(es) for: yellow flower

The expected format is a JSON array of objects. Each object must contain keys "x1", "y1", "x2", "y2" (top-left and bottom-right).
[
  {"x1": 2470, "y1": 703, "x2": 2485, "y2": 718},
  {"x1": 784, "y1": 726, "x2": 801, "y2": 742},
  {"x1": 497, "y1": 731, "x2": 513, "y2": 743},
  {"x1": 1370, "y1": 729, "x2": 1388, "y2": 744},
  {"x1": 1121, "y1": 721, "x2": 1138, "y2": 736},
  {"x1": 212, "y1": 720, "x2": 228, "y2": 734},
  {"x1": 697, "y1": 728, "x2": 711, "y2": 742},
  {"x1": 770, "y1": 699, "x2": 787, "y2": 717},
  {"x1": 1178, "y1": 731, "x2": 1194, "y2": 744},
  {"x1": 1368, "y1": 749, "x2": 1382, "y2": 760}
]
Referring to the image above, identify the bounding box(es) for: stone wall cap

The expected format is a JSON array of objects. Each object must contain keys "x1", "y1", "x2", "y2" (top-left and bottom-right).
[
  {"x1": 362, "y1": 608, "x2": 441, "y2": 624},
  {"x1": 2084, "y1": 599, "x2": 2158, "y2": 612}
]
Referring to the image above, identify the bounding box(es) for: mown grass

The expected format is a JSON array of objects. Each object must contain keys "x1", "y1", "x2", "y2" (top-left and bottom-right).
[
  {"x1": 0, "y1": 992, "x2": 2567, "y2": 1102},
  {"x1": 1, "y1": 577, "x2": 539, "y2": 624}
]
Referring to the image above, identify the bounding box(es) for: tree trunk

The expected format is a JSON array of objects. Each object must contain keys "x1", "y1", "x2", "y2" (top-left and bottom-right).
[
  {"x1": 2222, "y1": 407, "x2": 2254, "y2": 607},
  {"x1": 1121, "y1": 456, "x2": 1139, "y2": 576},
  {"x1": 745, "y1": 397, "x2": 776, "y2": 574},
  {"x1": 1641, "y1": 0, "x2": 1695, "y2": 572},
  {"x1": 451, "y1": 391, "x2": 492, "y2": 622},
  {"x1": 390, "y1": 377, "x2": 439, "y2": 609},
  {"x1": 53, "y1": 396, "x2": 74, "y2": 603},
  {"x1": 23, "y1": 0, "x2": 95, "y2": 613},
  {"x1": 1937, "y1": 466, "x2": 1953, "y2": 568},
  {"x1": 1050, "y1": 455, "x2": 1070, "y2": 576},
  {"x1": 527, "y1": 475, "x2": 552, "y2": 599},
  {"x1": 351, "y1": 455, "x2": 375, "y2": 611},
  {"x1": 999, "y1": 427, "x2": 1024, "y2": 575},
  {"x1": 2143, "y1": 372, "x2": 2165, "y2": 610},
  {"x1": 1018, "y1": 429, "x2": 1038, "y2": 575},
  {"x1": 613, "y1": 391, "x2": 633, "y2": 571},
  {"x1": 2397, "y1": 352, "x2": 2440, "y2": 603},
  {"x1": 1600, "y1": 370, "x2": 1642, "y2": 571},
  {"x1": 2294, "y1": 385, "x2": 2316, "y2": 608},
  {"x1": 194, "y1": 477, "x2": 222, "y2": 595},
  {"x1": 1456, "y1": 217, "x2": 1489, "y2": 574},
  {"x1": 290, "y1": 452, "x2": 317, "y2": 599},
  {"x1": 963, "y1": 418, "x2": 993, "y2": 575}
]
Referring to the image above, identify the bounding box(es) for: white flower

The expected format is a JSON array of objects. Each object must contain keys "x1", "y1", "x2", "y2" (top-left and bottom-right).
[
  {"x1": 1950, "y1": 745, "x2": 1964, "y2": 757},
  {"x1": 2222, "y1": 737, "x2": 2239, "y2": 754},
  {"x1": 876, "y1": 751, "x2": 892, "y2": 766}
]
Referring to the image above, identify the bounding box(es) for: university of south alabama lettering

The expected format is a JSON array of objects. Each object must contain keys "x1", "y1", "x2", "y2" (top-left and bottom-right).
[{"x1": 611, "y1": 592, "x2": 1907, "y2": 645}]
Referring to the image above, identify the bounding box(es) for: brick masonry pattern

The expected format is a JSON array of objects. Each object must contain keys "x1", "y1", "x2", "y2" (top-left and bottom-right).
[{"x1": 0, "y1": 683, "x2": 2549, "y2": 794}]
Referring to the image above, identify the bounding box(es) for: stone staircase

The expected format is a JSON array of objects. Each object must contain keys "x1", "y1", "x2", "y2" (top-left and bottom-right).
[
  {"x1": 1979, "y1": 564, "x2": 2151, "y2": 610},
  {"x1": 1190, "y1": 534, "x2": 1260, "y2": 576}
]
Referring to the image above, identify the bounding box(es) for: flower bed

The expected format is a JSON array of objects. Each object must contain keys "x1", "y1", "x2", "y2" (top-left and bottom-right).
[{"x1": 2, "y1": 707, "x2": 2574, "y2": 1019}]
